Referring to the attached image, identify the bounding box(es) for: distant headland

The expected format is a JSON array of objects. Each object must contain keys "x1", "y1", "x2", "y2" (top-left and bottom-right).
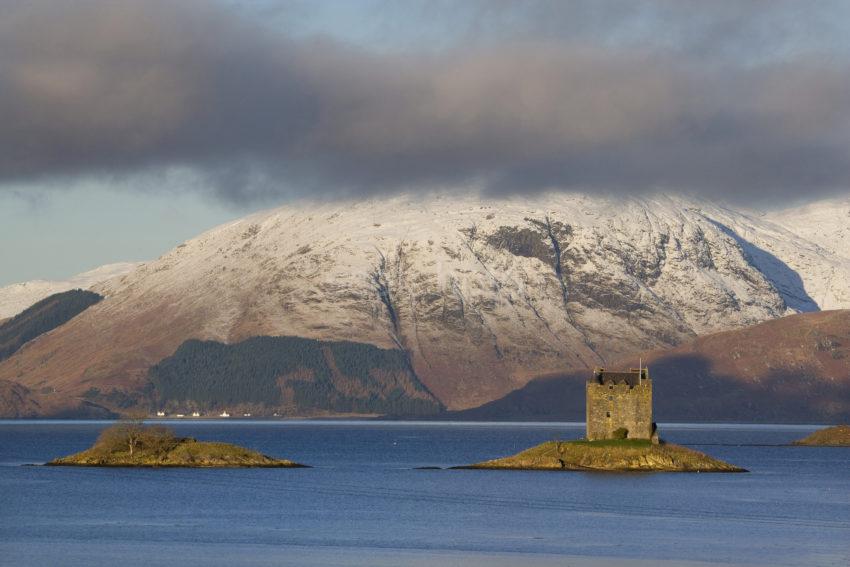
[{"x1": 792, "y1": 425, "x2": 850, "y2": 447}]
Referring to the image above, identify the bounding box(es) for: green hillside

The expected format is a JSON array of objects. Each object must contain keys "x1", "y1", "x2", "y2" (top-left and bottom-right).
[
  {"x1": 149, "y1": 336, "x2": 443, "y2": 416},
  {"x1": 0, "y1": 289, "x2": 102, "y2": 362}
]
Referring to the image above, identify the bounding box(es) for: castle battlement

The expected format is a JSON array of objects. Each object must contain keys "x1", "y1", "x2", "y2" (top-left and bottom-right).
[{"x1": 586, "y1": 367, "x2": 654, "y2": 440}]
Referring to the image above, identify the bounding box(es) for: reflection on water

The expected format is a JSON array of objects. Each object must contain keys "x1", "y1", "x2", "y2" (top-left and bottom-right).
[{"x1": 0, "y1": 421, "x2": 848, "y2": 567}]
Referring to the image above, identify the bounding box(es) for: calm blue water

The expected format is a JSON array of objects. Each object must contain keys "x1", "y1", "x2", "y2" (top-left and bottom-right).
[{"x1": 1, "y1": 421, "x2": 848, "y2": 567}]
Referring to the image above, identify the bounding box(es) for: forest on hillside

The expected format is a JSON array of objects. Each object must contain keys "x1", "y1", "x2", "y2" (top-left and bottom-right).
[{"x1": 149, "y1": 336, "x2": 442, "y2": 416}]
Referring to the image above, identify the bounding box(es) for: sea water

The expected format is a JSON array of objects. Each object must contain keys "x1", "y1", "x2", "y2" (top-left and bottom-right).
[{"x1": 0, "y1": 421, "x2": 848, "y2": 567}]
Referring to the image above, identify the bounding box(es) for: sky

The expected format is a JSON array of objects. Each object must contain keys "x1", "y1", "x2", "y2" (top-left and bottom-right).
[{"x1": 2, "y1": 0, "x2": 850, "y2": 285}]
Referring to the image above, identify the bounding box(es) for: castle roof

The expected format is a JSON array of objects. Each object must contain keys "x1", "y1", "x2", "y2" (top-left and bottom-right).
[{"x1": 592, "y1": 368, "x2": 648, "y2": 386}]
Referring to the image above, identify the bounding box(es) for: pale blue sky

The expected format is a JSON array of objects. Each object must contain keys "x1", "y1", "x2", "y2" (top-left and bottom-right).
[{"x1": 0, "y1": 185, "x2": 250, "y2": 286}]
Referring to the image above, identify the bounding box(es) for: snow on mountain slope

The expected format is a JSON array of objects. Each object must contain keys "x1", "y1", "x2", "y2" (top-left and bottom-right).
[
  {"x1": 701, "y1": 196, "x2": 850, "y2": 311},
  {"x1": 0, "y1": 262, "x2": 141, "y2": 319},
  {"x1": 1, "y1": 192, "x2": 849, "y2": 412},
  {"x1": 765, "y1": 196, "x2": 850, "y2": 259}
]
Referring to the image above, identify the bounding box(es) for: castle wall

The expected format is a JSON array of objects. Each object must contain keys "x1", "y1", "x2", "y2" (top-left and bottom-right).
[{"x1": 586, "y1": 380, "x2": 653, "y2": 440}]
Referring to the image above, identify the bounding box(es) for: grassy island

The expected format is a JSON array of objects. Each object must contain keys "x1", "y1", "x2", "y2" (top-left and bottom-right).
[
  {"x1": 460, "y1": 439, "x2": 746, "y2": 472},
  {"x1": 792, "y1": 425, "x2": 850, "y2": 447},
  {"x1": 47, "y1": 423, "x2": 306, "y2": 468}
]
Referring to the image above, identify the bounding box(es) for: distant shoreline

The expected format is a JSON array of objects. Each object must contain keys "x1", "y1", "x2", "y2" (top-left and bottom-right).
[{"x1": 0, "y1": 418, "x2": 835, "y2": 430}]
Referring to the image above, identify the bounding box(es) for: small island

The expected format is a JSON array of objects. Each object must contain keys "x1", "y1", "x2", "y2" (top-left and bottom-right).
[
  {"x1": 459, "y1": 366, "x2": 746, "y2": 473},
  {"x1": 47, "y1": 422, "x2": 306, "y2": 468},
  {"x1": 792, "y1": 425, "x2": 850, "y2": 447},
  {"x1": 459, "y1": 438, "x2": 746, "y2": 472}
]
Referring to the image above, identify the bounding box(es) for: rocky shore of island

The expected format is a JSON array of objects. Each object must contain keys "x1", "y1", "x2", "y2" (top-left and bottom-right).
[{"x1": 457, "y1": 439, "x2": 747, "y2": 472}]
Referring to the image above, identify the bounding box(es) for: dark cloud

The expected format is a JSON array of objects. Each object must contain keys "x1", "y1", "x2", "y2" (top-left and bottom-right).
[{"x1": 1, "y1": 0, "x2": 849, "y2": 204}]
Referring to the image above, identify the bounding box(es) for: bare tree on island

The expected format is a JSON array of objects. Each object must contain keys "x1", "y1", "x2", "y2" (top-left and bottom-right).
[{"x1": 94, "y1": 414, "x2": 176, "y2": 457}]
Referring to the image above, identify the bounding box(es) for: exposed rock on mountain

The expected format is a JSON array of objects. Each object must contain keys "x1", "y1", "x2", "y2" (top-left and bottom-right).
[{"x1": 0, "y1": 193, "x2": 848, "y2": 417}]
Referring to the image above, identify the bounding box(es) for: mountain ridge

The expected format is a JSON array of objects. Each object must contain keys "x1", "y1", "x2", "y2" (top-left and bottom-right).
[
  {"x1": 0, "y1": 192, "x2": 848, "y2": 417},
  {"x1": 0, "y1": 262, "x2": 140, "y2": 319}
]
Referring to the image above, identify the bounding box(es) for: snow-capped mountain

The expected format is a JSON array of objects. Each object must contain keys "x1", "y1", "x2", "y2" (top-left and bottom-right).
[
  {"x1": 1, "y1": 192, "x2": 848, "y2": 412},
  {"x1": 0, "y1": 262, "x2": 141, "y2": 319}
]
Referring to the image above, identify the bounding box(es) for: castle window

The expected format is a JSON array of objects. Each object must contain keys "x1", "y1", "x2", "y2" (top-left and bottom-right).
[
  {"x1": 606, "y1": 412, "x2": 611, "y2": 418},
  {"x1": 608, "y1": 396, "x2": 613, "y2": 401}
]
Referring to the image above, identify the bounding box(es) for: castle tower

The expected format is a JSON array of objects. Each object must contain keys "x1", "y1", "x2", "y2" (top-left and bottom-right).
[{"x1": 586, "y1": 366, "x2": 653, "y2": 440}]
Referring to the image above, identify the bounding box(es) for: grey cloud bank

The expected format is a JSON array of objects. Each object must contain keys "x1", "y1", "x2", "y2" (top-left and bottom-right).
[{"x1": 1, "y1": 0, "x2": 849, "y2": 205}]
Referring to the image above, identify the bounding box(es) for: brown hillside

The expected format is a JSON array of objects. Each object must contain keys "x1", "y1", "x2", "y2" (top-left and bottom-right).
[
  {"x1": 455, "y1": 310, "x2": 850, "y2": 422},
  {"x1": 0, "y1": 297, "x2": 192, "y2": 401},
  {"x1": 0, "y1": 379, "x2": 42, "y2": 418}
]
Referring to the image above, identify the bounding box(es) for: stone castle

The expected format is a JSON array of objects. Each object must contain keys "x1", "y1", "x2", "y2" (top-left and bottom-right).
[{"x1": 586, "y1": 366, "x2": 655, "y2": 441}]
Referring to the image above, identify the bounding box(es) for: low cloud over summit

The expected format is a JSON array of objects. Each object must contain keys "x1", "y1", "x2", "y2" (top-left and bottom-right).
[{"x1": 1, "y1": 0, "x2": 849, "y2": 204}]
